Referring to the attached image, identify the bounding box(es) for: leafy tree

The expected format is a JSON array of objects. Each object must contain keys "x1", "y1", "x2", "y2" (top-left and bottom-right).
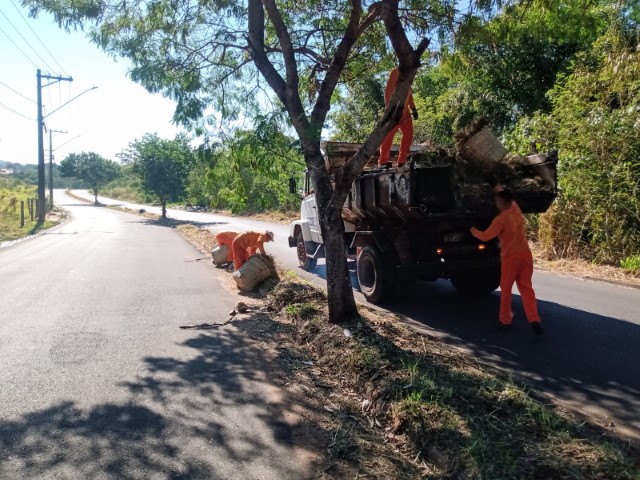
[
  {"x1": 195, "y1": 118, "x2": 304, "y2": 214},
  {"x1": 330, "y1": 74, "x2": 386, "y2": 142},
  {"x1": 120, "y1": 133, "x2": 195, "y2": 218},
  {"x1": 27, "y1": 0, "x2": 505, "y2": 323},
  {"x1": 504, "y1": 16, "x2": 640, "y2": 264},
  {"x1": 407, "y1": 0, "x2": 613, "y2": 146},
  {"x1": 59, "y1": 152, "x2": 120, "y2": 204}
]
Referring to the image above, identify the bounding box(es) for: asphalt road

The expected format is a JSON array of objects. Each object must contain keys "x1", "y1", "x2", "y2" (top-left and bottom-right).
[
  {"x1": 0, "y1": 191, "x2": 314, "y2": 479},
  {"x1": 69, "y1": 190, "x2": 640, "y2": 443}
]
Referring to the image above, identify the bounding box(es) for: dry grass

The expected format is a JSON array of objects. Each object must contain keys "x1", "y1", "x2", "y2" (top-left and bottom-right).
[
  {"x1": 262, "y1": 278, "x2": 639, "y2": 479},
  {"x1": 175, "y1": 224, "x2": 216, "y2": 253},
  {"x1": 531, "y1": 244, "x2": 640, "y2": 288}
]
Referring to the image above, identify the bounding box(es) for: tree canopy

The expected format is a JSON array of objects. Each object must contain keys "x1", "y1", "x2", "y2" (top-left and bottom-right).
[
  {"x1": 119, "y1": 133, "x2": 196, "y2": 218},
  {"x1": 59, "y1": 152, "x2": 120, "y2": 204}
]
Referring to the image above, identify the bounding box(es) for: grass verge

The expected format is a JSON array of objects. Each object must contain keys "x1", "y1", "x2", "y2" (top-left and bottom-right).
[
  {"x1": 0, "y1": 178, "x2": 61, "y2": 243},
  {"x1": 265, "y1": 278, "x2": 638, "y2": 478},
  {"x1": 174, "y1": 223, "x2": 639, "y2": 479}
]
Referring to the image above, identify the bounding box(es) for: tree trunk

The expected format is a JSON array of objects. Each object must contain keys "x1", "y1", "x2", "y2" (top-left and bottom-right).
[
  {"x1": 161, "y1": 199, "x2": 167, "y2": 218},
  {"x1": 309, "y1": 152, "x2": 358, "y2": 324},
  {"x1": 93, "y1": 189, "x2": 98, "y2": 205}
]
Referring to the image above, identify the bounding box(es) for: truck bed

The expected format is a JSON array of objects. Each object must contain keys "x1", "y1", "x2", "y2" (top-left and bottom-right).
[{"x1": 322, "y1": 142, "x2": 557, "y2": 226}]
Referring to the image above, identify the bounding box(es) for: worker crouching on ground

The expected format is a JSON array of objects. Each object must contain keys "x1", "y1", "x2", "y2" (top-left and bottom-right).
[
  {"x1": 378, "y1": 67, "x2": 418, "y2": 167},
  {"x1": 470, "y1": 188, "x2": 544, "y2": 335},
  {"x1": 232, "y1": 230, "x2": 275, "y2": 271},
  {"x1": 214, "y1": 231, "x2": 240, "y2": 264}
]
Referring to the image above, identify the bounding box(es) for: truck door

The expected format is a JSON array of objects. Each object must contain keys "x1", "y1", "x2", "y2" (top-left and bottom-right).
[{"x1": 300, "y1": 172, "x2": 323, "y2": 243}]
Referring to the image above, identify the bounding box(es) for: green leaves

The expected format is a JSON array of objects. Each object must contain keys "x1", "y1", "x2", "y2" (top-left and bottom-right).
[
  {"x1": 59, "y1": 152, "x2": 120, "y2": 195},
  {"x1": 123, "y1": 133, "x2": 196, "y2": 207},
  {"x1": 507, "y1": 17, "x2": 640, "y2": 263}
]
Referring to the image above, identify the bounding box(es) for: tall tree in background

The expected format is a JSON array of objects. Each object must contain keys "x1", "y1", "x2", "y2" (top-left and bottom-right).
[
  {"x1": 120, "y1": 134, "x2": 195, "y2": 218},
  {"x1": 26, "y1": 0, "x2": 506, "y2": 322},
  {"x1": 59, "y1": 152, "x2": 120, "y2": 204}
]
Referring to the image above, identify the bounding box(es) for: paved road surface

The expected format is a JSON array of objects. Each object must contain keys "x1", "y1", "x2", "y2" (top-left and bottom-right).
[
  {"x1": 65, "y1": 191, "x2": 640, "y2": 442},
  {"x1": 0, "y1": 191, "x2": 314, "y2": 479}
]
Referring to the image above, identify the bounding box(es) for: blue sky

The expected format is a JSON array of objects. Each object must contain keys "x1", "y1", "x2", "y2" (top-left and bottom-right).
[{"x1": 0, "y1": 1, "x2": 182, "y2": 165}]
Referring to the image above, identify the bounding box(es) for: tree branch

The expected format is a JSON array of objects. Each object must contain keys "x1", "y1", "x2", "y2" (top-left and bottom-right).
[
  {"x1": 246, "y1": 1, "x2": 288, "y2": 104},
  {"x1": 311, "y1": 0, "x2": 368, "y2": 126}
]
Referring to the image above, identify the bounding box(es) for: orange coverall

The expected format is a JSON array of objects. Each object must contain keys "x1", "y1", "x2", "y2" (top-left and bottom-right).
[
  {"x1": 471, "y1": 202, "x2": 541, "y2": 326},
  {"x1": 379, "y1": 68, "x2": 416, "y2": 166},
  {"x1": 232, "y1": 231, "x2": 269, "y2": 270},
  {"x1": 215, "y1": 231, "x2": 240, "y2": 263}
]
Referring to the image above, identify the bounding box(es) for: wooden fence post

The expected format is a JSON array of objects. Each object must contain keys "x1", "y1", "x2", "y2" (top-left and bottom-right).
[{"x1": 20, "y1": 201, "x2": 24, "y2": 227}]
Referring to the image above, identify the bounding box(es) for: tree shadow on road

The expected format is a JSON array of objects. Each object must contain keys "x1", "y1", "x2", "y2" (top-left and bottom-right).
[
  {"x1": 382, "y1": 280, "x2": 640, "y2": 442},
  {"x1": 0, "y1": 314, "x2": 320, "y2": 479}
]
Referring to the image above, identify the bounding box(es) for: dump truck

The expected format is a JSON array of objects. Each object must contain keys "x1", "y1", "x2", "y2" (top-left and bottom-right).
[{"x1": 288, "y1": 137, "x2": 557, "y2": 303}]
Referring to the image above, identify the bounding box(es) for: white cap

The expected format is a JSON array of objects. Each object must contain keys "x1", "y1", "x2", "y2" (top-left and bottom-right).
[{"x1": 266, "y1": 230, "x2": 275, "y2": 241}]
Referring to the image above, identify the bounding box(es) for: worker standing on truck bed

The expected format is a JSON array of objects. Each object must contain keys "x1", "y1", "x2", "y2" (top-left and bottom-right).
[
  {"x1": 215, "y1": 231, "x2": 241, "y2": 264},
  {"x1": 470, "y1": 188, "x2": 544, "y2": 335},
  {"x1": 378, "y1": 67, "x2": 419, "y2": 167},
  {"x1": 232, "y1": 230, "x2": 275, "y2": 271}
]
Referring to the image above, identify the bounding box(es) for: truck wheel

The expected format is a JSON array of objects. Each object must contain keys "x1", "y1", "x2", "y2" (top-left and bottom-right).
[
  {"x1": 450, "y1": 265, "x2": 501, "y2": 294},
  {"x1": 357, "y1": 246, "x2": 393, "y2": 304},
  {"x1": 296, "y1": 231, "x2": 317, "y2": 271}
]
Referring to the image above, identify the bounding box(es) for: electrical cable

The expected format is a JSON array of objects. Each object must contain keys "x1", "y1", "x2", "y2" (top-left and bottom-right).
[
  {"x1": 0, "y1": 7, "x2": 54, "y2": 72},
  {"x1": 0, "y1": 25, "x2": 38, "y2": 68},
  {"x1": 0, "y1": 100, "x2": 34, "y2": 120},
  {"x1": 0, "y1": 80, "x2": 36, "y2": 104},
  {"x1": 8, "y1": 0, "x2": 68, "y2": 76}
]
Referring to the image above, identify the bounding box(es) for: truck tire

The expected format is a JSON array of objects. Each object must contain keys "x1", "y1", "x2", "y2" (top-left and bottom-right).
[
  {"x1": 450, "y1": 264, "x2": 501, "y2": 294},
  {"x1": 296, "y1": 231, "x2": 317, "y2": 271},
  {"x1": 357, "y1": 246, "x2": 393, "y2": 304}
]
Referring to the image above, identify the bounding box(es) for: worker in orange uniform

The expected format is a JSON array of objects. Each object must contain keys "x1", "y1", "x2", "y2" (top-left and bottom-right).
[
  {"x1": 214, "y1": 231, "x2": 240, "y2": 264},
  {"x1": 470, "y1": 188, "x2": 544, "y2": 334},
  {"x1": 232, "y1": 230, "x2": 275, "y2": 271},
  {"x1": 378, "y1": 67, "x2": 419, "y2": 167}
]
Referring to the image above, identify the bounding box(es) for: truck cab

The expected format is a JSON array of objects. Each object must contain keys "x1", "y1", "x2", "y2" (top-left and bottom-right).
[{"x1": 288, "y1": 169, "x2": 355, "y2": 271}]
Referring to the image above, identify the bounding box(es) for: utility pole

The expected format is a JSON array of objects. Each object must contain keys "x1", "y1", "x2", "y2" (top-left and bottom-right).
[
  {"x1": 36, "y1": 70, "x2": 73, "y2": 222},
  {"x1": 49, "y1": 129, "x2": 68, "y2": 210}
]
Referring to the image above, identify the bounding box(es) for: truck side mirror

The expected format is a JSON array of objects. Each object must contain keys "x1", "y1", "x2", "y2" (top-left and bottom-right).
[{"x1": 289, "y1": 176, "x2": 297, "y2": 194}]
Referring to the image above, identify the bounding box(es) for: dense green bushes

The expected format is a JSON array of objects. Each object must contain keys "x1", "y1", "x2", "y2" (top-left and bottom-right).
[{"x1": 506, "y1": 21, "x2": 640, "y2": 264}]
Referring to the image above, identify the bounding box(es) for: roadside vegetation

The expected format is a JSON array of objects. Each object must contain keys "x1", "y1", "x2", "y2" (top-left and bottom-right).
[
  {"x1": 0, "y1": 177, "x2": 57, "y2": 242},
  {"x1": 171, "y1": 222, "x2": 640, "y2": 479},
  {"x1": 268, "y1": 277, "x2": 638, "y2": 479}
]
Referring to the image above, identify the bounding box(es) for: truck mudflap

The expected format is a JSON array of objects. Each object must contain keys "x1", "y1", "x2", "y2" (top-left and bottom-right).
[{"x1": 395, "y1": 255, "x2": 500, "y2": 281}]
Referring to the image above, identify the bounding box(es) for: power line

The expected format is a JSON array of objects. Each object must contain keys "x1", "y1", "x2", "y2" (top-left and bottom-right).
[
  {"x1": 0, "y1": 79, "x2": 36, "y2": 103},
  {"x1": 0, "y1": 100, "x2": 34, "y2": 120},
  {"x1": 8, "y1": 0, "x2": 68, "y2": 76},
  {"x1": 0, "y1": 25, "x2": 38, "y2": 68},
  {"x1": 0, "y1": 6, "x2": 55, "y2": 72}
]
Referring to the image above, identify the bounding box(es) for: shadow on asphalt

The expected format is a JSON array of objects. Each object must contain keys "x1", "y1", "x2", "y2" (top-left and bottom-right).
[
  {"x1": 304, "y1": 260, "x2": 640, "y2": 439},
  {"x1": 0, "y1": 314, "x2": 317, "y2": 479},
  {"x1": 384, "y1": 281, "x2": 640, "y2": 440},
  {"x1": 131, "y1": 217, "x2": 230, "y2": 229}
]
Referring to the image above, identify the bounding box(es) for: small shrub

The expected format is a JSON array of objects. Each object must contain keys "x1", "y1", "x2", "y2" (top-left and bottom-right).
[{"x1": 620, "y1": 255, "x2": 640, "y2": 273}]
